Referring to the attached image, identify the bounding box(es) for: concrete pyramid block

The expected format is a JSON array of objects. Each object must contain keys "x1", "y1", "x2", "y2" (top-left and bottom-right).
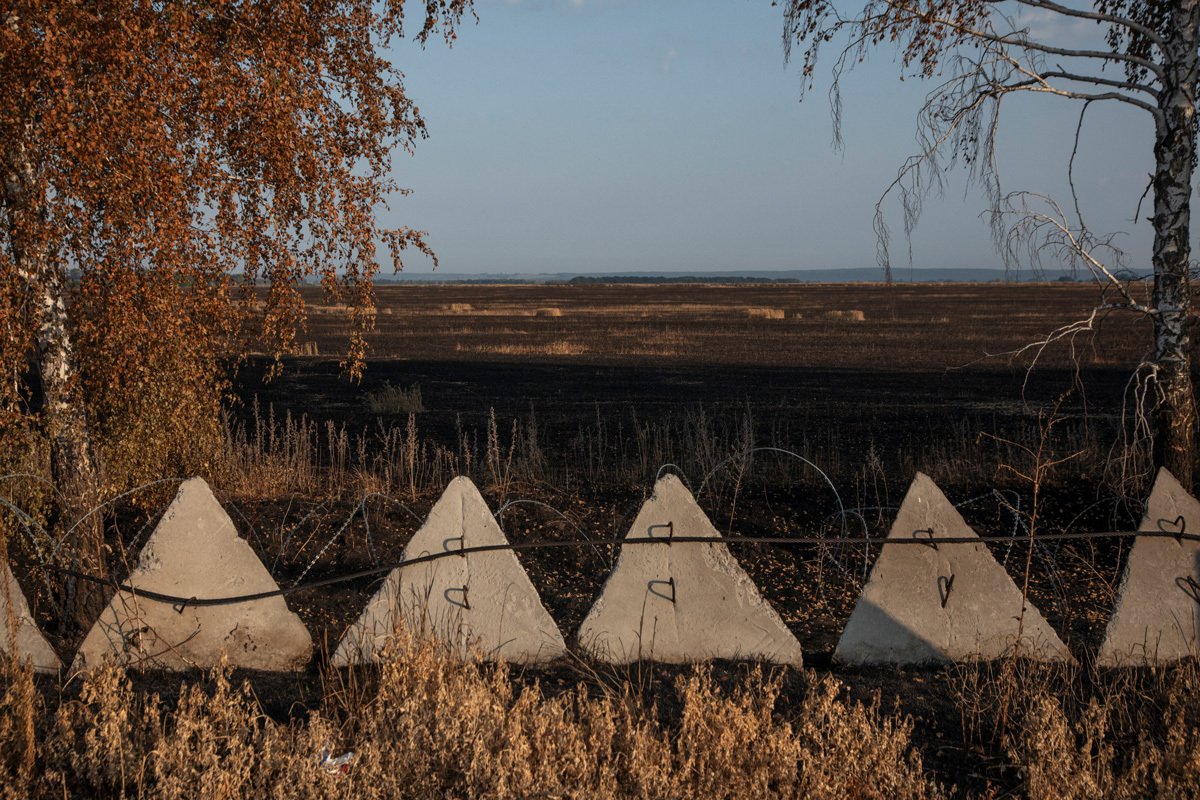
[
  {"x1": 73, "y1": 478, "x2": 312, "y2": 671},
  {"x1": 577, "y1": 475, "x2": 803, "y2": 665},
  {"x1": 333, "y1": 477, "x2": 567, "y2": 665},
  {"x1": 1098, "y1": 468, "x2": 1200, "y2": 666},
  {"x1": 1, "y1": 558, "x2": 61, "y2": 673},
  {"x1": 834, "y1": 472, "x2": 1071, "y2": 665}
]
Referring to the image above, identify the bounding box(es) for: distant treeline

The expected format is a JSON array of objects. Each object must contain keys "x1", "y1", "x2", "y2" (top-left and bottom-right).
[
  {"x1": 108, "y1": 269, "x2": 1167, "y2": 287},
  {"x1": 566, "y1": 275, "x2": 802, "y2": 285}
]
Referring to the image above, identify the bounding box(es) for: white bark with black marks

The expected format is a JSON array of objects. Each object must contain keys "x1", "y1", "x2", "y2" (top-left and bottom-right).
[
  {"x1": 1149, "y1": 0, "x2": 1199, "y2": 485},
  {"x1": 2, "y1": 141, "x2": 99, "y2": 500}
]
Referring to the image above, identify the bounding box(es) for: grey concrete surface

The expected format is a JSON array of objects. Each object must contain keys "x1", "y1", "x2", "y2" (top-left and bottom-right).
[
  {"x1": 576, "y1": 474, "x2": 803, "y2": 665},
  {"x1": 834, "y1": 472, "x2": 1071, "y2": 665},
  {"x1": 1098, "y1": 468, "x2": 1200, "y2": 666},
  {"x1": 73, "y1": 478, "x2": 312, "y2": 671},
  {"x1": 1, "y1": 558, "x2": 61, "y2": 673},
  {"x1": 333, "y1": 477, "x2": 567, "y2": 665}
]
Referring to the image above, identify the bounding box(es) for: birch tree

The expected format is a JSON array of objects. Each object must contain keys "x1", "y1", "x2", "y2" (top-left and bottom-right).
[
  {"x1": 779, "y1": 0, "x2": 1199, "y2": 484},
  {"x1": 0, "y1": 0, "x2": 470, "y2": 622}
]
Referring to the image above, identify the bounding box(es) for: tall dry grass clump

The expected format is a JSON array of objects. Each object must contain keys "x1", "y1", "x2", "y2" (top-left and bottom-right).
[
  {"x1": 951, "y1": 657, "x2": 1200, "y2": 799},
  {"x1": 1010, "y1": 669, "x2": 1200, "y2": 799},
  {"x1": 0, "y1": 655, "x2": 37, "y2": 793},
  {"x1": 669, "y1": 670, "x2": 940, "y2": 799},
  {"x1": 328, "y1": 636, "x2": 941, "y2": 799},
  {"x1": 364, "y1": 383, "x2": 424, "y2": 415},
  {"x1": 0, "y1": 635, "x2": 943, "y2": 799}
]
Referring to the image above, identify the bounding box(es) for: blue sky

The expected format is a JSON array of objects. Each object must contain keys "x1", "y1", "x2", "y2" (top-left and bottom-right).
[{"x1": 382, "y1": 0, "x2": 1159, "y2": 275}]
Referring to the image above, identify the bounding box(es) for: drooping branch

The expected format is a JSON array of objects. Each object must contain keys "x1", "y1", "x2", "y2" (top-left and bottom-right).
[
  {"x1": 859, "y1": 16, "x2": 1165, "y2": 273},
  {"x1": 974, "y1": 31, "x2": 1160, "y2": 76},
  {"x1": 786, "y1": 0, "x2": 1168, "y2": 277},
  {"x1": 998, "y1": 192, "x2": 1147, "y2": 308},
  {"x1": 782, "y1": 0, "x2": 1199, "y2": 482},
  {"x1": 785, "y1": 0, "x2": 1167, "y2": 85}
]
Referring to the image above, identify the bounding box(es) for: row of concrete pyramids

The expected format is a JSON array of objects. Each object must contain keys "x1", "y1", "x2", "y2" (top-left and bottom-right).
[{"x1": 4, "y1": 469, "x2": 1199, "y2": 673}]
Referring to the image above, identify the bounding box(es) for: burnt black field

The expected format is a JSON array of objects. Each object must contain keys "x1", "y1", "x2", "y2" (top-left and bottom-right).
[
  {"x1": 239, "y1": 281, "x2": 1147, "y2": 481},
  {"x1": 215, "y1": 282, "x2": 1153, "y2": 680}
]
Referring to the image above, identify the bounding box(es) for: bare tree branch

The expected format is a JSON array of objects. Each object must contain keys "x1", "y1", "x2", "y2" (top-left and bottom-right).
[
  {"x1": 866, "y1": 0, "x2": 1166, "y2": 77},
  {"x1": 1003, "y1": 79, "x2": 1161, "y2": 115},
  {"x1": 1033, "y1": 68, "x2": 1157, "y2": 96},
  {"x1": 1012, "y1": 0, "x2": 1164, "y2": 46},
  {"x1": 1067, "y1": 100, "x2": 1091, "y2": 234}
]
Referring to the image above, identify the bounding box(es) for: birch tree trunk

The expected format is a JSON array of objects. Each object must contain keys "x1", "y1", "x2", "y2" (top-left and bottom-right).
[
  {"x1": 1150, "y1": 0, "x2": 1199, "y2": 486},
  {"x1": 3, "y1": 140, "x2": 106, "y2": 629}
]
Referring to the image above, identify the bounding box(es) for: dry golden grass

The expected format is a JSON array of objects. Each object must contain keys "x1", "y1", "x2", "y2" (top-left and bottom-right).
[
  {"x1": 744, "y1": 307, "x2": 786, "y2": 320},
  {"x1": 6, "y1": 556, "x2": 1200, "y2": 798},
  {"x1": 949, "y1": 657, "x2": 1200, "y2": 799},
  {"x1": 306, "y1": 303, "x2": 352, "y2": 315},
  {"x1": 0, "y1": 635, "x2": 943, "y2": 799},
  {"x1": 456, "y1": 341, "x2": 588, "y2": 356}
]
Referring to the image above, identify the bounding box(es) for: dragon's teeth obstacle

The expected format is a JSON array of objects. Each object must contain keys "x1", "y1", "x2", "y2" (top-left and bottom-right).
[
  {"x1": 577, "y1": 474, "x2": 803, "y2": 665},
  {"x1": 23, "y1": 468, "x2": 1200, "y2": 673},
  {"x1": 1, "y1": 558, "x2": 61, "y2": 673},
  {"x1": 834, "y1": 472, "x2": 1071, "y2": 665},
  {"x1": 333, "y1": 477, "x2": 567, "y2": 665},
  {"x1": 1098, "y1": 468, "x2": 1200, "y2": 666},
  {"x1": 73, "y1": 478, "x2": 312, "y2": 672}
]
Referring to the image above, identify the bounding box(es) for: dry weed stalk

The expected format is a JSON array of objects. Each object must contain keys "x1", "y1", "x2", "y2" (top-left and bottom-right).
[{"x1": 981, "y1": 393, "x2": 1085, "y2": 652}]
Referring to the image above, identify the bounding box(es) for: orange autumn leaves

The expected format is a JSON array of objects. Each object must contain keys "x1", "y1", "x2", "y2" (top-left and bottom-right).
[{"x1": 0, "y1": 0, "x2": 472, "y2": 488}]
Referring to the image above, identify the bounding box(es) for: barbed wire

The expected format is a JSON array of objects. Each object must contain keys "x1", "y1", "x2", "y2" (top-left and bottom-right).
[
  {"x1": 271, "y1": 498, "x2": 330, "y2": 576},
  {"x1": 698, "y1": 447, "x2": 848, "y2": 536},
  {"x1": 493, "y1": 498, "x2": 607, "y2": 562}
]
